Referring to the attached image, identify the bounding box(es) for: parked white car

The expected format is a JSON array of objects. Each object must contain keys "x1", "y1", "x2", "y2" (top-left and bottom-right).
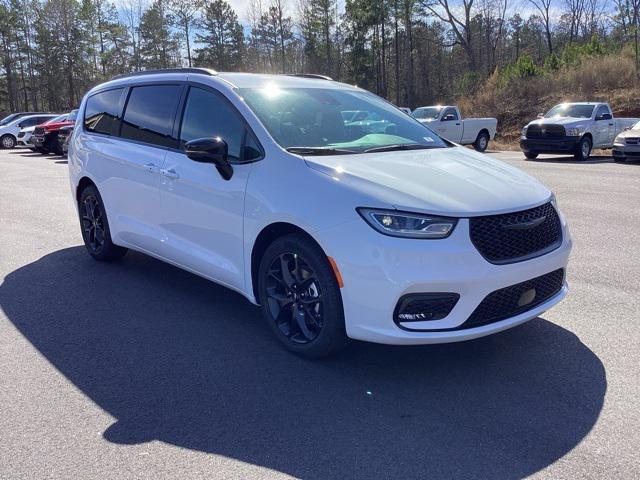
[
  {"x1": 69, "y1": 69, "x2": 571, "y2": 357},
  {"x1": 412, "y1": 105, "x2": 497, "y2": 152},
  {"x1": 520, "y1": 102, "x2": 639, "y2": 160},
  {"x1": 612, "y1": 120, "x2": 640, "y2": 163},
  {"x1": 0, "y1": 113, "x2": 58, "y2": 149}
]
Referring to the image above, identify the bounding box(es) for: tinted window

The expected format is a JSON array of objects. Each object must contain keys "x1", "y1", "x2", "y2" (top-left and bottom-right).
[
  {"x1": 18, "y1": 118, "x2": 38, "y2": 128},
  {"x1": 121, "y1": 85, "x2": 181, "y2": 148},
  {"x1": 595, "y1": 105, "x2": 610, "y2": 119},
  {"x1": 180, "y1": 87, "x2": 245, "y2": 161},
  {"x1": 85, "y1": 89, "x2": 123, "y2": 135},
  {"x1": 442, "y1": 108, "x2": 458, "y2": 121}
]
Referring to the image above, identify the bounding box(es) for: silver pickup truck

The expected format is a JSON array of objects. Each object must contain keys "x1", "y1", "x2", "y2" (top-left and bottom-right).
[{"x1": 520, "y1": 102, "x2": 639, "y2": 161}]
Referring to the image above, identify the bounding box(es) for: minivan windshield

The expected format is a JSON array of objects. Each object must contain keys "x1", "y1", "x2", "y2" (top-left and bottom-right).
[
  {"x1": 412, "y1": 107, "x2": 442, "y2": 120},
  {"x1": 239, "y1": 86, "x2": 448, "y2": 154},
  {"x1": 545, "y1": 104, "x2": 594, "y2": 119}
]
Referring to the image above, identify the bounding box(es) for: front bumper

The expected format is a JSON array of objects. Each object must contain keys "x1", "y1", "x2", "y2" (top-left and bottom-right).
[
  {"x1": 613, "y1": 144, "x2": 640, "y2": 160},
  {"x1": 318, "y1": 211, "x2": 572, "y2": 345},
  {"x1": 30, "y1": 134, "x2": 47, "y2": 147},
  {"x1": 520, "y1": 137, "x2": 580, "y2": 154}
]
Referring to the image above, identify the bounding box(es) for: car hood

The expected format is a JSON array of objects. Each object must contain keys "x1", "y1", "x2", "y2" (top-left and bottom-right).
[
  {"x1": 304, "y1": 147, "x2": 551, "y2": 217},
  {"x1": 615, "y1": 128, "x2": 640, "y2": 139},
  {"x1": 527, "y1": 117, "x2": 590, "y2": 128}
]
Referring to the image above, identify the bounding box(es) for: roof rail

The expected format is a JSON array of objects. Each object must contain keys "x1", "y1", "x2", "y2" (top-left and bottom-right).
[
  {"x1": 286, "y1": 73, "x2": 333, "y2": 81},
  {"x1": 110, "y1": 68, "x2": 218, "y2": 81}
]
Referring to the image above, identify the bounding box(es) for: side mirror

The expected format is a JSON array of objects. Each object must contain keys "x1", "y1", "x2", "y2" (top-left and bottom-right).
[
  {"x1": 596, "y1": 113, "x2": 612, "y2": 121},
  {"x1": 537, "y1": 113, "x2": 544, "y2": 119},
  {"x1": 185, "y1": 137, "x2": 233, "y2": 180}
]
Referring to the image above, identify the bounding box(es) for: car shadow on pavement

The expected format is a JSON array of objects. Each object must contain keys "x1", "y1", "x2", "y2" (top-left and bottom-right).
[
  {"x1": 527, "y1": 155, "x2": 613, "y2": 164},
  {"x1": 0, "y1": 247, "x2": 606, "y2": 480}
]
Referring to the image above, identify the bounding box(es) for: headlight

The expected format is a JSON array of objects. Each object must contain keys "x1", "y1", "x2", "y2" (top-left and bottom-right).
[
  {"x1": 614, "y1": 136, "x2": 624, "y2": 146},
  {"x1": 357, "y1": 208, "x2": 457, "y2": 239},
  {"x1": 521, "y1": 126, "x2": 528, "y2": 137},
  {"x1": 566, "y1": 128, "x2": 581, "y2": 137}
]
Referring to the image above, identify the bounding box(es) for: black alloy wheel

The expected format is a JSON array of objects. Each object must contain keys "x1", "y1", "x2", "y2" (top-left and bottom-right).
[
  {"x1": 78, "y1": 184, "x2": 127, "y2": 261},
  {"x1": 81, "y1": 194, "x2": 106, "y2": 254},
  {"x1": 265, "y1": 252, "x2": 324, "y2": 344},
  {"x1": 258, "y1": 233, "x2": 348, "y2": 357}
]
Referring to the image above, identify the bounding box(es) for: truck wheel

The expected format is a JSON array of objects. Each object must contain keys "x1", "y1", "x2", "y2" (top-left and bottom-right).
[
  {"x1": 574, "y1": 137, "x2": 591, "y2": 161},
  {"x1": 524, "y1": 152, "x2": 538, "y2": 160},
  {"x1": 1, "y1": 134, "x2": 16, "y2": 149},
  {"x1": 473, "y1": 131, "x2": 490, "y2": 152},
  {"x1": 613, "y1": 156, "x2": 626, "y2": 163}
]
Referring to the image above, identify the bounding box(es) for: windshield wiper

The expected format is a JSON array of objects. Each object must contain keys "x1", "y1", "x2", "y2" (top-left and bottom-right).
[
  {"x1": 286, "y1": 146, "x2": 358, "y2": 155},
  {"x1": 364, "y1": 144, "x2": 435, "y2": 153}
]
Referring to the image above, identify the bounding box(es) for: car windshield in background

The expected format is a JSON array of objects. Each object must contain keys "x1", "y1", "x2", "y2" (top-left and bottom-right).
[
  {"x1": 0, "y1": 114, "x2": 19, "y2": 126},
  {"x1": 545, "y1": 104, "x2": 594, "y2": 119},
  {"x1": 46, "y1": 114, "x2": 67, "y2": 123},
  {"x1": 239, "y1": 86, "x2": 448, "y2": 154},
  {"x1": 412, "y1": 107, "x2": 442, "y2": 120}
]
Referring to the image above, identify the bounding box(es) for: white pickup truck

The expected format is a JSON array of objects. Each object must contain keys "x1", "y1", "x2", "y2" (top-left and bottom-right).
[
  {"x1": 412, "y1": 105, "x2": 497, "y2": 152},
  {"x1": 520, "y1": 102, "x2": 640, "y2": 161}
]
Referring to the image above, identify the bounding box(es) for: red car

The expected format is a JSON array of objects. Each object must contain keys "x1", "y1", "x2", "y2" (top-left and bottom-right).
[{"x1": 31, "y1": 109, "x2": 78, "y2": 155}]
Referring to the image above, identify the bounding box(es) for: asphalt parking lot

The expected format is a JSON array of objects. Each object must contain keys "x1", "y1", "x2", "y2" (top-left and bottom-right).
[{"x1": 1, "y1": 147, "x2": 639, "y2": 480}]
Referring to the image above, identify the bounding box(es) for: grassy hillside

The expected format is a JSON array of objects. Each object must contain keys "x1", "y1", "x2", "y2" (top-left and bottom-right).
[{"x1": 458, "y1": 44, "x2": 640, "y2": 150}]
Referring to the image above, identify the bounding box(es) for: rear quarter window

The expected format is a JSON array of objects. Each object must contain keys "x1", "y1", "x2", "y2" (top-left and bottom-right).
[{"x1": 84, "y1": 89, "x2": 124, "y2": 135}]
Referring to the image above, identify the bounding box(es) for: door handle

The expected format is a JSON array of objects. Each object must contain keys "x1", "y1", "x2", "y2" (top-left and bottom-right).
[
  {"x1": 456, "y1": 123, "x2": 461, "y2": 125},
  {"x1": 161, "y1": 168, "x2": 180, "y2": 180},
  {"x1": 144, "y1": 162, "x2": 160, "y2": 173},
  {"x1": 608, "y1": 122, "x2": 614, "y2": 126}
]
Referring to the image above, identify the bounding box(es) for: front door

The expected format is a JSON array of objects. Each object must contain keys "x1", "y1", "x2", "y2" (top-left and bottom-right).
[
  {"x1": 158, "y1": 85, "x2": 257, "y2": 291},
  {"x1": 436, "y1": 108, "x2": 463, "y2": 142},
  {"x1": 593, "y1": 105, "x2": 613, "y2": 148}
]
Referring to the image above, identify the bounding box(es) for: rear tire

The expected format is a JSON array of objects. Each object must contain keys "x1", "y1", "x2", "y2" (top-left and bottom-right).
[
  {"x1": 78, "y1": 184, "x2": 128, "y2": 262},
  {"x1": 473, "y1": 131, "x2": 490, "y2": 152},
  {"x1": 1, "y1": 134, "x2": 16, "y2": 149},
  {"x1": 613, "y1": 156, "x2": 626, "y2": 163},
  {"x1": 258, "y1": 233, "x2": 348, "y2": 358},
  {"x1": 524, "y1": 152, "x2": 538, "y2": 160},
  {"x1": 574, "y1": 137, "x2": 591, "y2": 161}
]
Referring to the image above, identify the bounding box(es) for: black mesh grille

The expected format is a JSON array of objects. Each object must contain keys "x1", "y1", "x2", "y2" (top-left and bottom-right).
[
  {"x1": 34, "y1": 126, "x2": 45, "y2": 135},
  {"x1": 464, "y1": 268, "x2": 565, "y2": 328},
  {"x1": 526, "y1": 124, "x2": 566, "y2": 138},
  {"x1": 470, "y1": 202, "x2": 562, "y2": 264}
]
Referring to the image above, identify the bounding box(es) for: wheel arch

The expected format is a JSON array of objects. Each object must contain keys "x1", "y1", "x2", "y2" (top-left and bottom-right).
[
  {"x1": 76, "y1": 176, "x2": 97, "y2": 203},
  {"x1": 250, "y1": 222, "x2": 328, "y2": 304}
]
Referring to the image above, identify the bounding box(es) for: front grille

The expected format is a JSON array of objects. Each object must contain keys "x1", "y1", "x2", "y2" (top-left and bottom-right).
[
  {"x1": 470, "y1": 202, "x2": 562, "y2": 264},
  {"x1": 34, "y1": 126, "x2": 45, "y2": 135},
  {"x1": 626, "y1": 137, "x2": 640, "y2": 145},
  {"x1": 464, "y1": 269, "x2": 565, "y2": 328},
  {"x1": 526, "y1": 124, "x2": 566, "y2": 139}
]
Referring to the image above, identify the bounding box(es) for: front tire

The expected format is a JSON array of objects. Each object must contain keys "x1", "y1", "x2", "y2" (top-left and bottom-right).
[
  {"x1": 1, "y1": 134, "x2": 16, "y2": 149},
  {"x1": 613, "y1": 156, "x2": 626, "y2": 163},
  {"x1": 78, "y1": 184, "x2": 128, "y2": 261},
  {"x1": 524, "y1": 152, "x2": 538, "y2": 160},
  {"x1": 574, "y1": 137, "x2": 592, "y2": 161},
  {"x1": 473, "y1": 131, "x2": 490, "y2": 152},
  {"x1": 258, "y1": 233, "x2": 348, "y2": 358}
]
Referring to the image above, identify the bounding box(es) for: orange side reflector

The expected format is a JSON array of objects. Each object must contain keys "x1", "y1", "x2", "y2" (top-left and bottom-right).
[{"x1": 327, "y1": 256, "x2": 344, "y2": 288}]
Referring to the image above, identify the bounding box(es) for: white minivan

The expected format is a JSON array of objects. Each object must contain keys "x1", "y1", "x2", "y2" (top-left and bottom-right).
[{"x1": 68, "y1": 68, "x2": 572, "y2": 357}]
